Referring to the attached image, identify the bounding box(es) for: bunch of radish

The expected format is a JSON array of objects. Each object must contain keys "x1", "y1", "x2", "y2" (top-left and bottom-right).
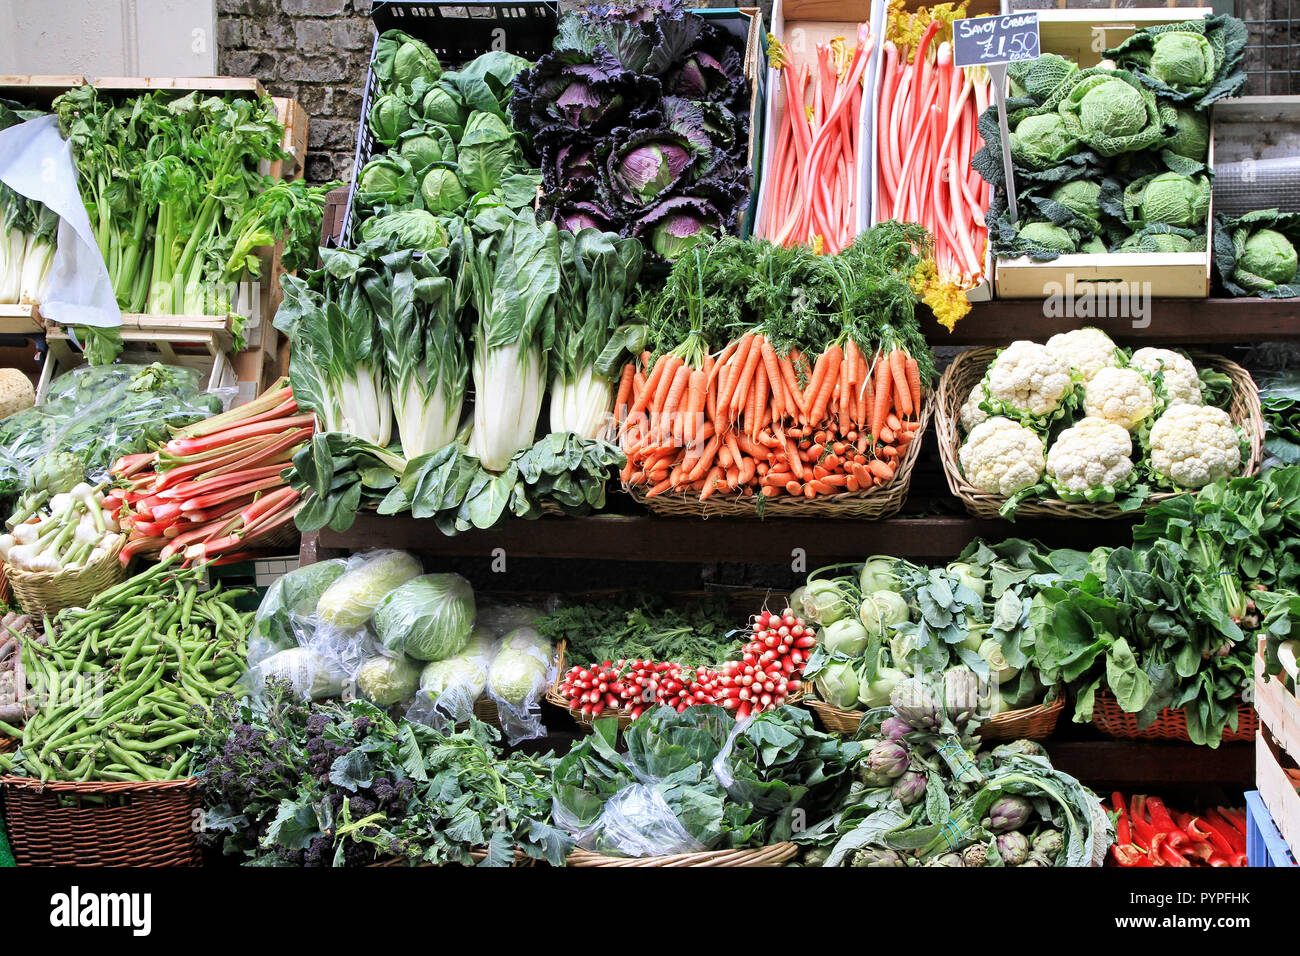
[
  {"x1": 557, "y1": 659, "x2": 727, "y2": 719},
  {"x1": 717, "y1": 607, "x2": 816, "y2": 720}
]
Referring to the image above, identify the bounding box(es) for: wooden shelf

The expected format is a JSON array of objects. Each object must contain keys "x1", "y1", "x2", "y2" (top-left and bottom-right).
[
  {"x1": 307, "y1": 512, "x2": 1137, "y2": 565},
  {"x1": 1046, "y1": 741, "x2": 1253, "y2": 789},
  {"x1": 927, "y1": 297, "x2": 1300, "y2": 344}
]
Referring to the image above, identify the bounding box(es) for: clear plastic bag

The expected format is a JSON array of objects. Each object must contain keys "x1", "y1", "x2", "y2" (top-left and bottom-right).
[
  {"x1": 485, "y1": 625, "x2": 554, "y2": 745},
  {"x1": 0, "y1": 363, "x2": 222, "y2": 498},
  {"x1": 314, "y1": 549, "x2": 422, "y2": 631},
  {"x1": 248, "y1": 558, "x2": 349, "y2": 667},
  {"x1": 405, "y1": 627, "x2": 497, "y2": 731},
  {"x1": 241, "y1": 646, "x2": 349, "y2": 701},
  {"x1": 564, "y1": 784, "x2": 708, "y2": 858}
]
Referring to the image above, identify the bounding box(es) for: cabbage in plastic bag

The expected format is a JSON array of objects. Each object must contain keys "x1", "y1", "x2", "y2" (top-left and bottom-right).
[
  {"x1": 248, "y1": 559, "x2": 348, "y2": 666},
  {"x1": 486, "y1": 626, "x2": 554, "y2": 744},
  {"x1": 315, "y1": 550, "x2": 422, "y2": 630},
  {"x1": 355, "y1": 654, "x2": 422, "y2": 706},
  {"x1": 406, "y1": 627, "x2": 497, "y2": 731},
  {"x1": 242, "y1": 646, "x2": 348, "y2": 701},
  {"x1": 373, "y1": 572, "x2": 476, "y2": 662}
]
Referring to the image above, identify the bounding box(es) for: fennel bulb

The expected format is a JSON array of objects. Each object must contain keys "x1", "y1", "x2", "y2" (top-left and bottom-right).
[
  {"x1": 470, "y1": 340, "x2": 546, "y2": 471},
  {"x1": 549, "y1": 365, "x2": 613, "y2": 440}
]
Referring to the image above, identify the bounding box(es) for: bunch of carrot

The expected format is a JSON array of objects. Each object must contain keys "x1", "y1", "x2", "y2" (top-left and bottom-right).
[
  {"x1": 110, "y1": 379, "x2": 311, "y2": 565},
  {"x1": 875, "y1": 1, "x2": 991, "y2": 329},
  {"x1": 616, "y1": 332, "x2": 923, "y2": 503},
  {"x1": 758, "y1": 22, "x2": 874, "y2": 255}
]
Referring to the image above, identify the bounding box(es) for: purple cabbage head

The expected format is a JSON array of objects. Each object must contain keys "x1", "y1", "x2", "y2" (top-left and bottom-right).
[{"x1": 612, "y1": 136, "x2": 693, "y2": 204}]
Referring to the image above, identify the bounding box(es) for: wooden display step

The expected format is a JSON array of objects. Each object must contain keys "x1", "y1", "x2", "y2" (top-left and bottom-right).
[
  {"x1": 0, "y1": 304, "x2": 43, "y2": 335},
  {"x1": 304, "y1": 513, "x2": 1137, "y2": 565},
  {"x1": 927, "y1": 297, "x2": 1300, "y2": 344}
]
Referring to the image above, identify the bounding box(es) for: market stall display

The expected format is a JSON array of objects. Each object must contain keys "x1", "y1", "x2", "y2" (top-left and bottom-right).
[
  {"x1": 0, "y1": 99, "x2": 56, "y2": 307},
  {"x1": 0, "y1": 1, "x2": 1294, "y2": 876}
]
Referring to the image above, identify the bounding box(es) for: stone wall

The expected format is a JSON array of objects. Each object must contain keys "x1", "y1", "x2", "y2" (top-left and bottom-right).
[{"x1": 216, "y1": 0, "x2": 374, "y2": 184}]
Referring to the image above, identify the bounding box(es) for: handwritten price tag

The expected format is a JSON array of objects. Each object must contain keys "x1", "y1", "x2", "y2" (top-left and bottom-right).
[{"x1": 952, "y1": 12, "x2": 1041, "y2": 68}]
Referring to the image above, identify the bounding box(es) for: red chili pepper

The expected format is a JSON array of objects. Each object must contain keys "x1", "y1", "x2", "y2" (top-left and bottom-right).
[
  {"x1": 1215, "y1": 807, "x2": 1249, "y2": 840},
  {"x1": 1109, "y1": 792, "x2": 1150, "y2": 866},
  {"x1": 1145, "y1": 796, "x2": 1190, "y2": 849},
  {"x1": 1129, "y1": 795, "x2": 1156, "y2": 852},
  {"x1": 1205, "y1": 808, "x2": 1247, "y2": 854},
  {"x1": 1191, "y1": 815, "x2": 1236, "y2": 857}
]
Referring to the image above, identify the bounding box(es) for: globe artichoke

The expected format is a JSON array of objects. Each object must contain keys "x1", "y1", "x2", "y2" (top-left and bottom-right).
[
  {"x1": 892, "y1": 769, "x2": 928, "y2": 806},
  {"x1": 996, "y1": 831, "x2": 1030, "y2": 866},
  {"x1": 880, "y1": 716, "x2": 912, "y2": 740},
  {"x1": 868, "y1": 741, "x2": 909, "y2": 778},
  {"x1": 962, "y1": 844, "x2": 989, "y2": 867},
  {"x1": 1033, "y1": 828, "x2": 1065, "y2": 859},
  {"x1": 890, "y1": 677, "x2": 941, "y2": 731},
  {"x1": 983, "y1": 795, "x2": 1034, "y2": 833},
  {"x1": 943, "y1": 665, "x2": 980, "y2": 725},
  {"x1": 850, "y1": 847, "x2": 906, "y2": 867}
]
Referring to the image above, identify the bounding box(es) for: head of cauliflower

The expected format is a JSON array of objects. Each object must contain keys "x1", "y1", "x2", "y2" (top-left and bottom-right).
[
  {"x1": 1084, "y1": 366, "x2": 1155, "y2": 431},
  {"x1": 959, "y1": 383, "x2": 988, "y2": 433},
  {"x1": 984, "y1": 341, "x2": 1074, "y2": 422},
  {"x1": 1045, "y1": 417, "x2": 1134, "y2": 502},
  {"x1": 958, "y1": 416, "x2": 1045, "y2": 497},
  {"x1": 1148, "y1": 404, "x2": 1241, "y2": 489},
  {"x1": 1129, "y1": 347, "x2": 1202, "y2": 408},
  {"x1": 1045, "y1": 327, "x2": 1120, "y2": 382}
]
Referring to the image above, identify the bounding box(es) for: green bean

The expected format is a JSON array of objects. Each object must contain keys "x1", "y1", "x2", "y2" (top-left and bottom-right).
[{"x1": 116, "y1": 728, "x2": 199, "y2": 751}]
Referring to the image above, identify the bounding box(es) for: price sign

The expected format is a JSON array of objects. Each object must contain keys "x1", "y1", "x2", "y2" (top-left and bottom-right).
[
  {"x1": 951, "y1": 13, "x2": 1042, "y2": 223},
  {"x1": 952, "y1": 12, "x2": 1041, "y2": 68}
]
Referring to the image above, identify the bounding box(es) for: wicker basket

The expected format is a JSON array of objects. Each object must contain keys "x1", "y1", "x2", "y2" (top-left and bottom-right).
[
  {"x1": 4, "y1": 536, "x2": 129, "y2": 619},
  {"x1": 623, "y1": 401, "x2": 932, "y2": 518},
  {"x1": 936, "y1": 348, "x2": 1265, "y2": 520},
  {"x1": 372, "y1": 846, "x2": 533, "y2": 866},
  {"x1": 547, "y1": 640, "x2": 803, "y2": 732},
  {"x1": 0, "y1": 776, "x2": 201, "y2": 866},
  {"x1": 803, "y1": 695, "x2": 1065, "y2": 740},
  {"x1": 0, "y1": 565, "x2": 9, "y2": 606},
  {"x1": 567, "y1": 842, "x2": 797, "y2": 867},
  {"x1": 0, "y1": 734, "x2": 14, "y2": 755},
  {"x1": 1090, "y1": 693, "x2": 1257, "y2": 743}
]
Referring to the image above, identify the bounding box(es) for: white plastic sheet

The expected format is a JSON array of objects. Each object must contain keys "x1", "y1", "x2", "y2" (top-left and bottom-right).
[{"x1": 0, "y1": 115, "x2": 121, "y2": 327}]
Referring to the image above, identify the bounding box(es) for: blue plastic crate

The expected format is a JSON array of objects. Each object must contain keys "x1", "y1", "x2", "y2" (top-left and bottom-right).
[{"x1": 1246, "y1": 790, "x2": 1298, "y2": 867}]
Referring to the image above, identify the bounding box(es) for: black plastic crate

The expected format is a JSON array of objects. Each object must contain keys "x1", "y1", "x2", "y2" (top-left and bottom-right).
[{"x1": 339, "y1": 1, "x2": 561, "y2": 247}]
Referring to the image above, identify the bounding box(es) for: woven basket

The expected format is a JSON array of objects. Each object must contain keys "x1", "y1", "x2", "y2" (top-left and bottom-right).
[
  {"x1": 547, "y1": 640, "x2": 803, "y2": 732},
  {"x1": 0, "y1": 734, "x2": 14, "y2": 755},
  {"x1": 0, "y1": 776, "x2": 201, "y2": 866},
  {"x1": 372, "y1": 846, "x2": 533, "y2": 866},
  {"x1": 803, "y1": 695, "x2": 1065, "y2": 740},
  {"x1": 5, "y1": 536, "x2": 128, "y2": 619},
  {"x1": 567, "y1": 842, "x2": 797, "y2": 867},
  {"x1": 936, "y1": 348, "x2": 1265, "y2": 520},
  {"x1": 623, "y1": 400, "x2": 932, "y2": 518},
  {"x1": 0, "y1": 564, "x2": 9, "y2": 606},
  {"x1": 1090, "y1": 693, "x2": 1257, "y2": 743}
]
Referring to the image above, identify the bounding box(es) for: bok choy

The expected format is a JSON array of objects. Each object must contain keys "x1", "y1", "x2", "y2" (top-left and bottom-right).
[
  {"x1": 463, "y1": 208, "x2": 561, "y2": 472},
  {"x1": 274, "y1": 242, "x2": 392, "y2": 446},
  {"x1": 0, "y1": 99, "x2": 57, "y2": 305},
  {"x1": 549, "y1": 228, "x2": 643, "y2": 439}
]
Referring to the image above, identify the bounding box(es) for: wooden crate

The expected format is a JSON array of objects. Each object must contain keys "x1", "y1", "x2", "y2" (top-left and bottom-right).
[
  {"x1": 0, "y1": 304, "x2": 43, "y2": 335},
  {"x1": 3, "y1": 76, "x2": 304, "y2": 402},
  {"x1": 38, "y1": 319, "x2": 237, "y2": 405},
  {"x1": 1255, "y1": 638, "x2": 1300, "y2": 861},
  {"x1": 992, "y1": 7, "x2": 1216, "y2": 299}
]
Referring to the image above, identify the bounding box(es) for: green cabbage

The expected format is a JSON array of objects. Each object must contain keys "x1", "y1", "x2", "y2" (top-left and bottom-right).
[
  {"x1": 457, "y1": 111, "x2": 520, "y2": 194},
  {"x1": 1119, "y1": 230, "x2": 1194, "y2": 253},
  {"x1": 359, "y1": 209, "x2": 448, "y2": 252},
  {"x1": 254, "y1": 647, "x2": 345, "y2": 701},
  {"x1": 356, "y1": 654, "x2": 422, "y2": 706},
  {"x1": 315, "y1": 551, "x2": 422, "y2": 630},
  {"x1": 1007, "y1": 53, "x2": 1078, "y2": 101},
  {"x1": 397, "y1": 124, "x2": 456, "y2": 172},
  {"x1": 420, "y1": 85, "x2": 467, "y2": 137},
  {"x1": 374, "y1": 30, "x2": 443, "y2": 88},
  {"x1": 1125, "y1": 171, "x2": 1211, "y2": 227},
  {"x1": 356, "y1": 154, "x2": 418, "y2": 207},
  {"x1": 420, "y1": 166, "x2": 468, "y2": 214},
  {"x1": 419, "y1": 654, "x2": 489, "y2": 701},
  {"x1": 1238, "y1": 228, "x2": 1298, "y2": 288},
  {"x1": 1048, "y1": 180, "x2": 1101, "y2": 222},
  {"x1": 1057, "y1": 70, "x2": 1166, "y2": 156},
  {"x1": 1009, "y1": 113, "x2": 1078, "y2": 169},
  {"x1": 369, "y1": 92, "x2": 417, "y2": 146},
  {"x1": 1018, "y1": 220, "x2": 1077, "y2": 253},
  {"x1": 488, "y1": 647, "x2": 548, "y2": 705},
  {"x1": 500, "y1": 625, "x2": 551, "y2": 661},
  {"x1": 1150, "y1": 32, "x2": 1216, "y2": 92},
  {"x1": 1165, "y1": 107, "x2": 1209, "y2": 161},
  {"x1": 374, "y1": 572, "x2": 476, "y2": 662}
]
